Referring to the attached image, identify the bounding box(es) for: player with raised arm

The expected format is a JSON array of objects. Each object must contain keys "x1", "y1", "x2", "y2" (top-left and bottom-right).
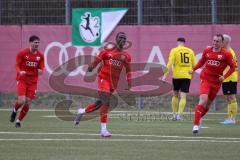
[
  {"x1": 10, "y1": 35, "x2": 44, "y2": 128},
  {"x1": 189, "y1": 34, "x2": 236, "y2": 134},
  {"x1": 73, "y1": 32, "x2": 132, "y2": 137},
  {"x1": 163, "y1": 37, "x2": 196, "y2": 120}
]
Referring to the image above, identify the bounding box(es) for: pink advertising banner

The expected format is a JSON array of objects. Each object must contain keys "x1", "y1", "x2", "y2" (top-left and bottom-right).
[{"x1": 0, "y1": 25, "x2": 239, "y2": 95}]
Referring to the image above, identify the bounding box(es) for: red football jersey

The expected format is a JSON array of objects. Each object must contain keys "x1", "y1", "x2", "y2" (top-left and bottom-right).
[
  {"x1": 193, "y1": 47, "x2": 235, "y2": 84},
  {"x1": 91, "y1": 48, "x2": 131, "y2": 88},
  {"x1": 16, "y1": 48, "x2": 44, "y2": 83}
]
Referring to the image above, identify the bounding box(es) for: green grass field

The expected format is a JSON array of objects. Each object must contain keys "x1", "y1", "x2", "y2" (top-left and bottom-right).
[{"x1": 0, "y1": 109, "x2": 240, "y2": 160}]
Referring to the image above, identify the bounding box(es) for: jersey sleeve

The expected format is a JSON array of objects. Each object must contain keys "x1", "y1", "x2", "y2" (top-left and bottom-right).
[
  {"x1": 223, "y1": 51, "x2": 236, "y2": 79},
  {"x1": 16, "y1": 51, "x2": 23, "y2": 73},
  {"x1": 39, "y1": 53, "x2": 45, "y2": 71},
  {"x1": 163, "y1": 49, "x2": 174, "y2": 77},
  {"x1": 193, "y1": 49, "x2": 206, "y2": 71},
  {"x1": 125, "y1": 54, "x2": 132, "y2": 84},
  {"x1": 91, "y1": 50, "x2": 105, "y2": 69}
]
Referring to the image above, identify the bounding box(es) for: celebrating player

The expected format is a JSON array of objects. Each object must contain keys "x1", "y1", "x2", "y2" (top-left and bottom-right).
[
  {"x1": 9, "y1": 35, "x2": 44, "y2": 128},
  {"x1": 163, "y1": 37, "x2": 196, "y2": 120},
  {"x1": 189, "y1": 34, "x2": 236, "y2": 134},
  {"x1": 73, "y1": 32, "x2": 132, "y2": 137},
  {"x1": 221, "y1": 34, "x2": 238, "y2": 124}
]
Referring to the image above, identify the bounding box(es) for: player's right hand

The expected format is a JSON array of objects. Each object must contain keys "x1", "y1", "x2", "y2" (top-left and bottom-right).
[
  {"x1": 188, "y1": 70, "x2": 194, "y2": 74},
  {"x1": 125, "y1": 83, "x2": 131, "y2": 90},
  {"x1": 219, "y1": 75, "x2": 224, "y2": 82},
  {"x1": 38, "y1": 69, "x2": 43, "y2": 75},
  {"x1": 19, "y1": 71, "x2": 26, "y2": 75},
  {"x1": 87, "y1": 65, "x2": 93, "y2": 72}
]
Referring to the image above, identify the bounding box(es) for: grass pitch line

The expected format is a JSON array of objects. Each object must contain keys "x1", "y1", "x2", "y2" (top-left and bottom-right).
[
  {"x1": 40, "y1": 115, "x2": 223, "y2": 121},
  {"x1": 0, "y1": 138, "x2": 240, "y2": 143},
  {"x1": 1, "y1": 131, "x2": 240, "y2": 140}
]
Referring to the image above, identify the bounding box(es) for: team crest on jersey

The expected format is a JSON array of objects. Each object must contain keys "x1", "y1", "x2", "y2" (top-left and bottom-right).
[
  {"x1": 218, "y1": 55, "x2": 222, "y2": 60},
  {"x1": 36, "y1": 56, "x2": 40, "y2": 61},
  {"x1": 25, "y1": 56, "x2": 29, "y2": 59},
  {"x1": 120, "y1": 55, "x2": 126, "y2": 61},
  {"x1": 105, "y1": 53, "x2": 112, "y2": 59}
]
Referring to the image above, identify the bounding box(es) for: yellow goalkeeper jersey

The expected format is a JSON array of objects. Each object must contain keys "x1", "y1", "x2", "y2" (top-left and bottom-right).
[
  {"x1": 223, "y1": 47, "x2": 238, "y2": 82},
  {"x1": 164, "y1": 45, "x2": 196, "y2": 79}
]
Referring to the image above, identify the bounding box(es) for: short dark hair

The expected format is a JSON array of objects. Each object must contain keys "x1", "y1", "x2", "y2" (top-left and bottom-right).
[
  {"x1": 29, "y1": 35, "x2": 40, "y2": 42},
  {"x1": 177, "y1": 37, "x2": 185, "y2": 43},
  {"x1": 116, "y1": 32, "x2": 126, "y2": 41},
  {"x1": 215, "y1": 34, "x2": 224, "y2": 41}
]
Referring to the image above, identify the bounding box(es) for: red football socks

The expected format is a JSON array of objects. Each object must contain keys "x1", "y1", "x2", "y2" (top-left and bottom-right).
[
  {"x1": 14, "y1": 100, "x2": 22, "y2": 112},
  {"x1": 194, "y1": 105, "x2": 206, "y2": 125},
  {"x1": 84, "y1": 103, "x2": 109, "y2": 123},
  {"x1": 85, "y1": 103, "x2": 96, "y2": 113},
  {"x1": 18, "y1": 103, "x2": 29, "y2": 121},
  {"x1": 100, "y1": 105, "x2": 109, "y2": 123},
  {"x1": 202, "y1": 107, "x2": 209, "y2": 117}
]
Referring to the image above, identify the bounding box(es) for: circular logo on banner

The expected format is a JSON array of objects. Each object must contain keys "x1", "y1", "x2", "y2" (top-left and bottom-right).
[{"x1": 79, "y1": 12, "x2": 100, "y2": 43}]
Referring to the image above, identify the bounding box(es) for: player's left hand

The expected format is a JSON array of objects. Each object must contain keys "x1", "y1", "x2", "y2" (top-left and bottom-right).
[
  {"x1": 219, "y1": 75, "x2": 224, "y2": 82},
  {"x1": 38, "y1": 69, "x2": 43, "y2": 75},
  {"x1": 162, "y1": 75, "x2": 167, "y2": 81}
]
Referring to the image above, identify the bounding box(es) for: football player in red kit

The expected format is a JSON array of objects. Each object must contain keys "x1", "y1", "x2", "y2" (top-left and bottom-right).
[
  {"x1": 189, "y1": 34, "x2": 236, "y2": 134},
  {"x1": 10, "y1": 35, "x2": 44, "y2": 128},
  {"x1": 73, "y1": 32, "x2": 131, "y2": 137}
]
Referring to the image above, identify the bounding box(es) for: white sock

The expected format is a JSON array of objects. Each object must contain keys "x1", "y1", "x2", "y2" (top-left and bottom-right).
[
  {"x1": 173, "y1": 113, "x2": 177, "y2": 118},
  {"x1": 16, "y1": 119, "x2": 20, "y2": 123},
  {"x1": 101, "y1": 123, "x2": 107, "y2": 131},
  {"x1": 77, "y1": 108, "x2": 85, "y2": 114}
]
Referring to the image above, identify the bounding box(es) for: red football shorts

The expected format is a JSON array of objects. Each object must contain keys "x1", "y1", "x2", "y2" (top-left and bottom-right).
[
  {"x1": 199, "y1": 79, "x2": 221, "y2": 101},
  {"x1": 98, "y1": 77, "x2": 114, "y2": 93},
  {"x1": 17, "y1": 81, "x2": 37, "y2": 99}
]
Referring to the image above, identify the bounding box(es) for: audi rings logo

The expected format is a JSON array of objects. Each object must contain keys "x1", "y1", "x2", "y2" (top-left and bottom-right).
[
  {"x1": 44, "y1": 41, "x2": 100, "y2": 76},
  {"x1": 109, "y1": 59, "x2": 122, "y2": 66},
  {"x1": 207, "y1": 60, "x2": 220, "y2": 66}
]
